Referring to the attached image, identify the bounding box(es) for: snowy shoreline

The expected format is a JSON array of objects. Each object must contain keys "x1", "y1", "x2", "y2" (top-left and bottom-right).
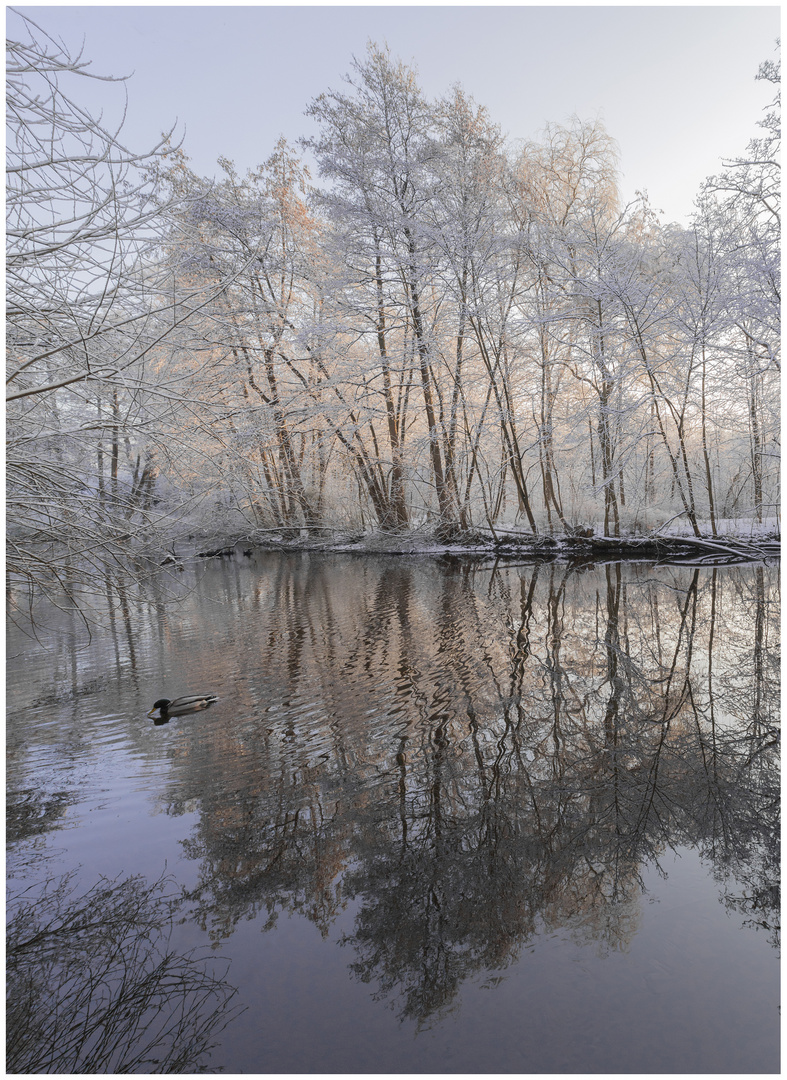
[{"x1": 188, "y1": 525, "x2": 780, "y2": 566}]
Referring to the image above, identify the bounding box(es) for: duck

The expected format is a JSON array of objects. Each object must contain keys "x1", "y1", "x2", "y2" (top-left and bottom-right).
[{"x1": 147, "y1": 694, "x2": 218, "y2": 720}]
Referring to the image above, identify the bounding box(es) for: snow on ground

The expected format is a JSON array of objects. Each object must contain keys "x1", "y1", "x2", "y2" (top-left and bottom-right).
[{"x1": 664, "y1": 517, "x2": 780, "y2": 539}]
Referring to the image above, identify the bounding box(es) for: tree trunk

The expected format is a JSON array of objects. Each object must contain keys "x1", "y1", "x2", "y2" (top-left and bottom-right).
[
  {"x1": 375, "y1": 252, "x2": 409, "y2": 529},
  {"x1": 405, "y1": 236, "x2": 456, "y2": 527}
]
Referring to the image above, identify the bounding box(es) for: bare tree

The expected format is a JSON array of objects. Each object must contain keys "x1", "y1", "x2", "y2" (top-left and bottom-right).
[
  {"x1": 9, "y1": 18, "x2": 775, "y2": 566},
  {"x1": 305, "y1": 45, "x2": 463, "y2": 531},
  {"x1": 6, "y1": 13, "x2": 236, "y2": 605}
]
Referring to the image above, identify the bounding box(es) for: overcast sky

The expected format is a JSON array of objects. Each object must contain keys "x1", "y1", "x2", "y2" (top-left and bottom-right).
[{"x1": 12, "y1": 4, "x2": 781, "y2": 225}]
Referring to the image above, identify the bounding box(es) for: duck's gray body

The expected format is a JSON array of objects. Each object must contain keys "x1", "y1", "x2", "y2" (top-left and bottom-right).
[{"x1": 148, "y1": 694, "x2": 217, "y2": 718}]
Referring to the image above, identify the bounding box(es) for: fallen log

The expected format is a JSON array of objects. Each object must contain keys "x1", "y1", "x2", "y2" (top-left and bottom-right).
[{"x1": 652, "y1": 534, "x2": 777, "y2": 559}]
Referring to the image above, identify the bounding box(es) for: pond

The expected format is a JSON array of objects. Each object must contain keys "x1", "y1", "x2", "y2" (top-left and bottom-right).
[{"x1": 6, "y1": 552, "x2": 780, "y2": 1073}]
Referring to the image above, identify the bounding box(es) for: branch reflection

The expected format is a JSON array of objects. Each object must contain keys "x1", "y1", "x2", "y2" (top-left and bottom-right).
[{"x1": 6, "y1": 871, "x2": 243, "y2": 1073}]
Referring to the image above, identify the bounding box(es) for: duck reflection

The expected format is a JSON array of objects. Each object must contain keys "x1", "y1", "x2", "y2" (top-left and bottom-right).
[{"x1": 163, "y1": 557, "x2": 779, "y2": 1021}]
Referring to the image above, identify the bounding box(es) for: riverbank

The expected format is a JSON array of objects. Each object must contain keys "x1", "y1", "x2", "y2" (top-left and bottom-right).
[{"x1": 192, "y1": 525, "x2": 780, "y2": 566}]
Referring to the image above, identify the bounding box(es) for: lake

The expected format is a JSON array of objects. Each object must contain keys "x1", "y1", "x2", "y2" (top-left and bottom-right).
[{"x1": 6, "y1": 551, "x2": 780, "y2": 1073}]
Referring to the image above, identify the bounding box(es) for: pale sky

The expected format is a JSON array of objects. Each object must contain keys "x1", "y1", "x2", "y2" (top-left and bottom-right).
[{"x1": 11, "y1": 4, "x2": 781, "y2": 225}]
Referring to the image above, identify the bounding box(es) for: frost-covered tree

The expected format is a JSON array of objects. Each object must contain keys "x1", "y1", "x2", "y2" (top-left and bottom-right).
[
  {"x1": 506, "y1": 118, "x2": 621, "y2": 532},
  {"x1": 162, "y1": 144, "x2": 329, "y2": 530},
  {"x1": 9, "y1": 15, "x2": 776, "y2": 586},
  {"x1": 703, "y1": 46, "x2": 780, "y2": 368},
  {"x1": 689, "y1": 43, "x2": 780, "y2": 525},
  {"x1": 6, "y1": 14, "x2": 237, "y2": 604},
  {"x1": 305, "y1": 45, "x2": 465, "y2": 531}
]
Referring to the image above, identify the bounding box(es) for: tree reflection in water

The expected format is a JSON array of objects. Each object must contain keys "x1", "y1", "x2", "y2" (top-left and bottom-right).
[
  {"x1": 169, "y1": 556, "x2": 778, "y2": 1025},
  {"x1": 6, "y1": 866, "x2": 243, "y2": 1072}
]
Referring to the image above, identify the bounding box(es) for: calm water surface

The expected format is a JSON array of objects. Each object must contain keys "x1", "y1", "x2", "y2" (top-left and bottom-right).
[{"x1": 7, "y1": 553, "x2": 780, "y2": 1072}]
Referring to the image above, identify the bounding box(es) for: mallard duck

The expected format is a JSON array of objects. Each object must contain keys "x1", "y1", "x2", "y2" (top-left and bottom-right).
[{"x1": 147, "y1": 694, "x2": 217, "y2": 719}]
